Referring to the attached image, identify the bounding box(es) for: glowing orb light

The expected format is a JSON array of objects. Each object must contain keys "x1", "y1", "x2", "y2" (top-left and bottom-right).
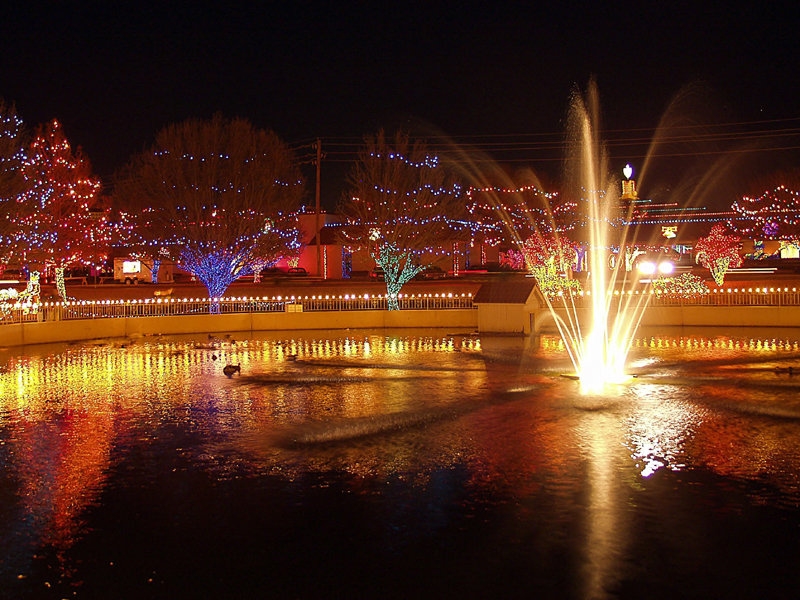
[
  {"x1": 658, "y1": 261, "x2": 674, "y2": 275},
  {"x1": 638, "y1": 261, "x2": 656, "y2": 275},
  {"x1": 623, "y1": 163, "x2": 633, "y2": 180}
]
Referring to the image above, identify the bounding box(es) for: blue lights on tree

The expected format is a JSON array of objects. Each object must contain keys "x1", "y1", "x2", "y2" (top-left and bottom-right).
[
  {"x1": 339, "y1": 131, "x2": 465, "y2": 310},
  {"x1": 114, "y1": 115, "x2": 305, "y2": 311}
]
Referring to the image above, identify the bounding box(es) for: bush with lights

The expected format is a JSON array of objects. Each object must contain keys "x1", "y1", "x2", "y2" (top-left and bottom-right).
[{"x1": 652, "y1": 272, "x2": 709, "y2": 298}]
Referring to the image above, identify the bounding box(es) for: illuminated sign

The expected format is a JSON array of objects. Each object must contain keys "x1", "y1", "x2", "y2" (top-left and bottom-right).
[
  {"x1": 122, "y1": 260, "x2": 142, "y2": 274},
  {"x1": 662, "y1": 226, "x2": 677, "y2": 239}
]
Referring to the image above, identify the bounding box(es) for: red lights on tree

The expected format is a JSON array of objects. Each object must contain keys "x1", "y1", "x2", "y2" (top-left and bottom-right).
[
  {"x1": 500, "y1": 233, "x2": 580, "y2": 296},
  {"x1": 8, "y1": 119, "x2": 107, "y2": 298},
  {"x1": 694, "y1": 224, "x2": 742, "y2": 285}
]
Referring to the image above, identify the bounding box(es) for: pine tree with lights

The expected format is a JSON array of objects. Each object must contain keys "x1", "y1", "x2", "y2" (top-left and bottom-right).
[
  {"x1": 694, "y1": 224, "x2": 742, "y2": 285},
  {"x1": 8, "y1": 119, "x2": 107, "y2": 298},
  {"x1": 339, "y1": 131, "x2": 465, "y2": 310},
  {"x1": 114, "y1": 115, "x2": 304, "y2": 312}
]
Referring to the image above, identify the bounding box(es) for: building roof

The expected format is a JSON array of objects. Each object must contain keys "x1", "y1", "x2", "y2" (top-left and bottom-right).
[{"x1": 473, "y1": 279, "x2": 537, "y2": 304}]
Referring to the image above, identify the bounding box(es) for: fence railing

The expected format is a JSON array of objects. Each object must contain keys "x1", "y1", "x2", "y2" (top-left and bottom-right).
[
  {"x1": 0, "y1": 292, "x2": 476, "y2": 325},
  {"x1": 650, "y1": 286, "x2": 800, "y2": 307},
  {"x1": 546, "y1": 285, "x2": 800, "y2": 308},
  {"x1": 3, "y1": 285, "x2": 799, "y2": 326}
]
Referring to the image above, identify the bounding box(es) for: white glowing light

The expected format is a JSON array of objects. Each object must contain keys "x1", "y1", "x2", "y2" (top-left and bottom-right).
[
  {"x1": 658, "y1": 261, "x2": 674, "y2": 275},
  {"x1": 638, "y1": 261, "x2": 656, "y2": 275},
  {"x1": 623, "y1": 163, "x2": 633, "y2": 180},
  {"x1": 122, "y1": 260, "x2": 141, "y2": 274}
]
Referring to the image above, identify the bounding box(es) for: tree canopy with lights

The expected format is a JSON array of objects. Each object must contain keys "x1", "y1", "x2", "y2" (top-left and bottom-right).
[
  {"x1": 694, "y1": 224, "x2": 742, "y2": 285},
  {"x1": 7, "y1": 119, "x2": 107, "y2": 298},
  {"x1": 338, "y1": 131, "x2": 464, "y2": 309},
  {"x1": 114, "y1": 115, "x2": 304, "y2": 310},
  {"x1": 727, "y1": 185, "x2": 800, "y2": 240},
  {"x1": 465, "y1": 184, "x2": 577, "y2": 249}
]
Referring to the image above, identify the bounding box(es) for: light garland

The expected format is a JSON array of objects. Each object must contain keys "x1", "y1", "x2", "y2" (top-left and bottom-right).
[
  {"x1": 728, "y1": 185, "x2": 800, "y2": 239},
  {"x1": 652, "y1": 273, "x2": 709, "y2": 298}
]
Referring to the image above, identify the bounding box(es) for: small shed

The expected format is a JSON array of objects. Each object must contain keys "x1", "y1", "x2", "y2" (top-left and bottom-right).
[{"x1": 473, "y1": 279, "x2": 541, "y2": 334}]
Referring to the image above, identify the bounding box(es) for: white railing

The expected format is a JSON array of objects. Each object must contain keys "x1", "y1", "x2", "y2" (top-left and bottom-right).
[
  {"x1": 650, "y1": 286, "x2": 800, "y2": 306},
  {"x1": 0, "y1": 292, "x2": 476, "y2": 325},
  {"x1": 547, "y1": 285, "x2": 800, "y2": 308}
]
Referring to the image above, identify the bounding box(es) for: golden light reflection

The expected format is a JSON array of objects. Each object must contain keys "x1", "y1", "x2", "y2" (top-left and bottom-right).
[
  {"x1": 3, "y1": 329, "x2": 800, "y2": 596},
  {"x1": 578, "y1": 412, "x2": 628, "y2": 599}
]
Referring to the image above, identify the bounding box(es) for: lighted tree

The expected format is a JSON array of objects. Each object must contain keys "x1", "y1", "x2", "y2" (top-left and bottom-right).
[
  {"x1": 727, "y1": 184, "x2": 800, "y2": 240},
  {"x1": 115, "y1": 115, "x2": 304, "y2": 311},
  {"x1": 339, "y1": 131, "x2": 464, "y2": 310},
  {"x1": 0, "y1": 101, "x2": 28, "y2": 257},
  {"x1": 694, "y1": 224, "x2": 742, "y2": 285},
  {"x1": 500, "y1": 233, "x2": 581, "y2": 296},
  {"x1": 9, "y1": 119, "x2": 106, "y2": 298}
]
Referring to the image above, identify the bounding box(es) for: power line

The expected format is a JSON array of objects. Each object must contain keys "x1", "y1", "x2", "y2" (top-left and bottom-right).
[{"x1": 295, "y1": 116, "x2": 800, "y2": 144}]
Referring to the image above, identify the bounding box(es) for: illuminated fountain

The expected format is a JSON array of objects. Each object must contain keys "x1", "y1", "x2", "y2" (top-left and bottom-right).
[
  {"x1": 548, "y1": 86, "x2": 653, "y2": 392},
  {"x1": 454, "y1": 83, "x2": 667, "y2": 393}
]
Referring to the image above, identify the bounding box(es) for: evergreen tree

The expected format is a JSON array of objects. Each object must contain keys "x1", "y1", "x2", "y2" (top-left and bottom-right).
[{"x1": 9, "y1": 119, "x2": 106, "y2": 298}]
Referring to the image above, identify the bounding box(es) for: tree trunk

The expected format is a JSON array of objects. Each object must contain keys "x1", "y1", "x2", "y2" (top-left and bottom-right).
[
  {"x1": 711, "y1": 256, "x2": 731, "y2": 286},
  {"x1": 23, "y1": 271, "x2": 42, "y2": 304},
  {"x1": 198, "y1": 276, "x2": 234, "y2": 314},
  {"x1": 152, "y1": 260, "x2": 161, "y2": 284},
  {"x1": 385, "y1": 279, "x2": 402, "y2": 311}
]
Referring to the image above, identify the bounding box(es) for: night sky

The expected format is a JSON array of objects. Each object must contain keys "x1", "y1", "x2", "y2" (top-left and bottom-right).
[{"x1": 2, "y1": 2, "x2": 799, "y2": 206}]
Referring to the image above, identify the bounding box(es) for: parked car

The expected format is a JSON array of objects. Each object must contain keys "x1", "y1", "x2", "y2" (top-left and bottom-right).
[
  {"x1": 416, "y1": 266, "x2": 446, "y2": 280},
  {"x1": 287, "y1": 267, "x2": 308, "y2": 276},
  {"x1": 369, "y1": 267, "x2": 385, "y2": 281}
]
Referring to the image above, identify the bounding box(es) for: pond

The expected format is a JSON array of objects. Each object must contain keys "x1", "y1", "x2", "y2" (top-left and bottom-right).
[{"x1": 1, "y1": 327, "x2": 800, "y2": 599}]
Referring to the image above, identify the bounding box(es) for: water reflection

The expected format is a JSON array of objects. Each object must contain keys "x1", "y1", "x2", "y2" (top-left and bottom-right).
[{"x1": 1, "y1": 328, "x2": 800, "y2": 598}]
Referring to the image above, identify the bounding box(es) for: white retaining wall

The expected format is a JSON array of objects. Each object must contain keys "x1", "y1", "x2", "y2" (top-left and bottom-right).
[{"x1": 0, "y1": 309, "x2": 478, "y2": 348}]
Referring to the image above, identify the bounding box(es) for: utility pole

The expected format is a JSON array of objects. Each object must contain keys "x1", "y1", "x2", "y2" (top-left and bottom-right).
[{"x1": 314, "y1": 138, "x2": 322, "y2": 278}]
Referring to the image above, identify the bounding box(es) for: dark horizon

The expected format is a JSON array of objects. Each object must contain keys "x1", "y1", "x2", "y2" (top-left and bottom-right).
[{"x1": 2, "y1": 2, "x2": 799, "y2": 207}]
